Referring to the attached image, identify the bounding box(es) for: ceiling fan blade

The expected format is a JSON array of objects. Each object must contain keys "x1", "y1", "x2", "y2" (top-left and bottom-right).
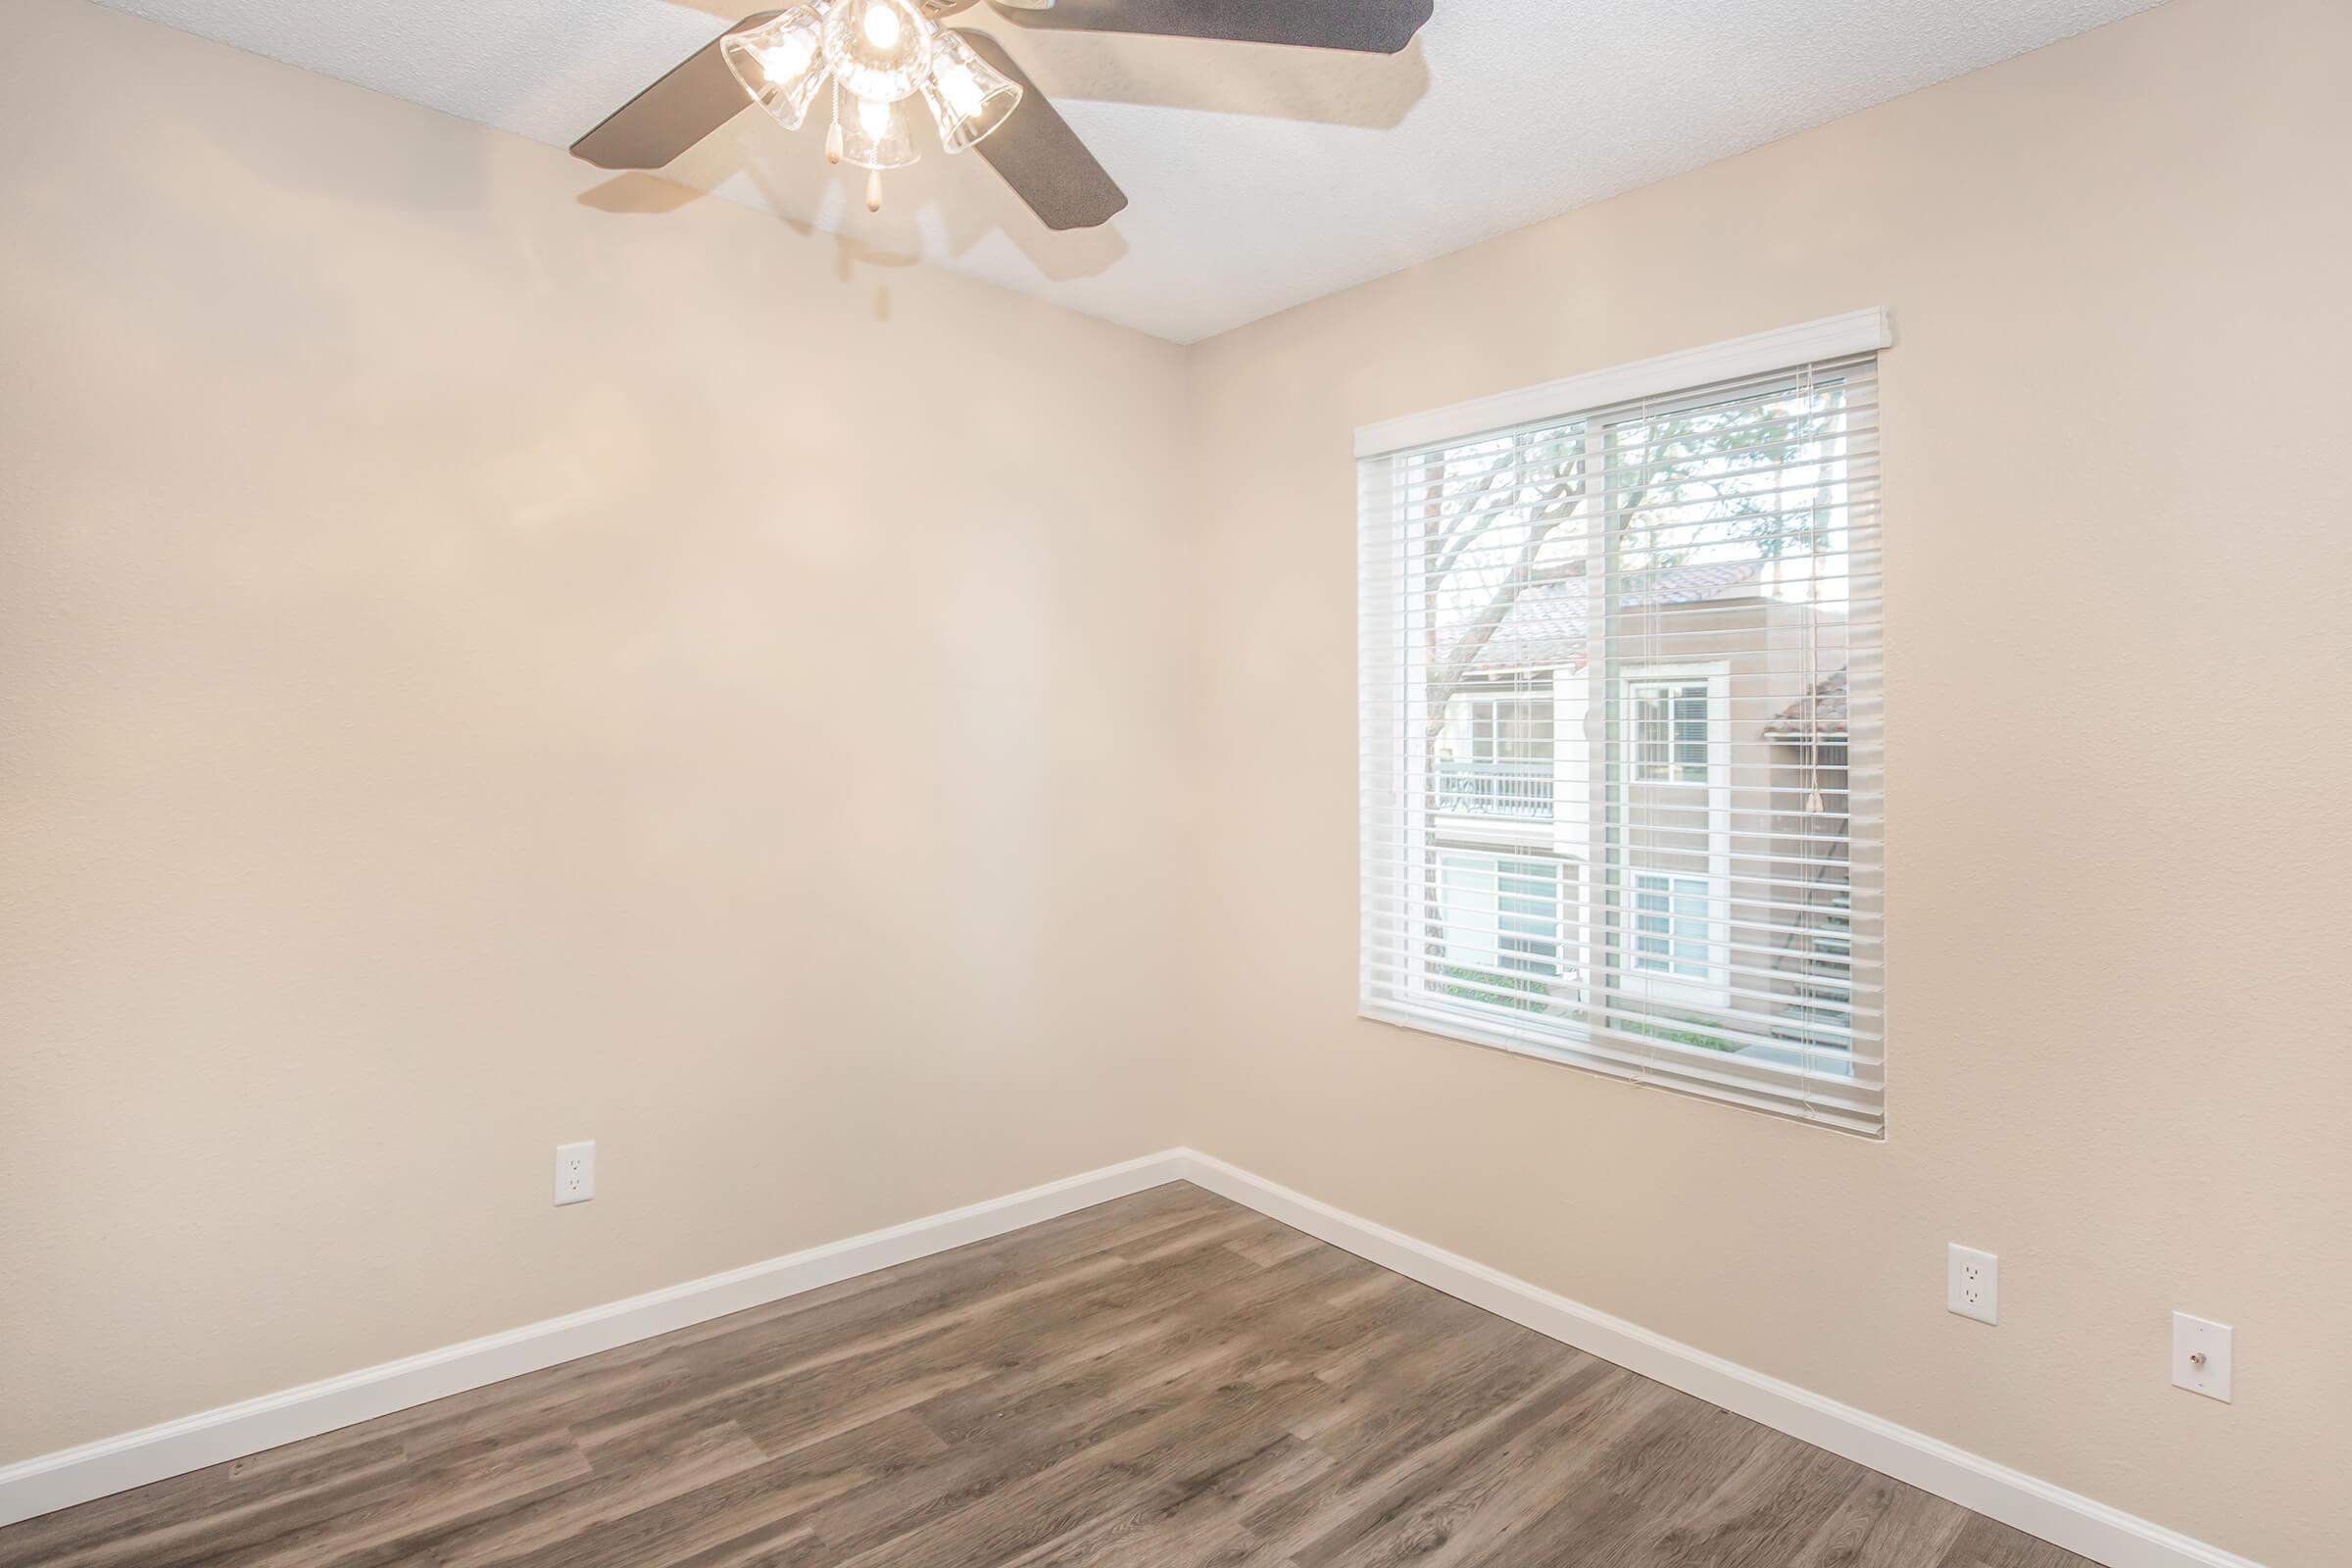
[
  {"x1": 955, "y1": 30, "x2": 1128, "y2": 231},
  {"x1": 988, "y1": 0, "x2": 1432, "y2": 54},
  {"x1": 571, "y1": 13, "x2": 780, "y2": 170}
]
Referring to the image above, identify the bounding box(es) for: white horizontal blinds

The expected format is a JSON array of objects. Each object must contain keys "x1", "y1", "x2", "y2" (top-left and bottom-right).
[{"x1": 1359, "y1": 352, "x2": 1884, "y2": 1134}]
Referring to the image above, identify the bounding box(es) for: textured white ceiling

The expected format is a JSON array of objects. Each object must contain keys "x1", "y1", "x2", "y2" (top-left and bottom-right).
[{"x1": 92, "y1": 0, "x2": 2163, "y2": 341}]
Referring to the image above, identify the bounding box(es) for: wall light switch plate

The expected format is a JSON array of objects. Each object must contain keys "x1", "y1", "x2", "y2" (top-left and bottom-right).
[
  {"x1": 555, "y1": 1141, "x2": 596, "y2": 1206},
  {"x1": 2173, "y1": 1312, "x2": 2232, "y2": 1402},
  {"x1": 1947, "y1": 1244, "x2": 1998, "y2": 1325}
]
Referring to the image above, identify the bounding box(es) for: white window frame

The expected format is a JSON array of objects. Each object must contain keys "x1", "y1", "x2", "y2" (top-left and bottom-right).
[{"x1": 1353, "y1": 310, "x2": 1892, "y2": 460}]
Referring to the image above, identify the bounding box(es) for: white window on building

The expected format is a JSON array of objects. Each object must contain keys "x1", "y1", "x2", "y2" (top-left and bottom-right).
[
  {"x1": 1630, "y1": 679, "x2": 1711, "y2": 784},
  {"x1": 1357, "y1": 314, "x2": 1886, "y2": 1134},
  {"x1": 1632, "y1": 873, "x2": 1714, "y2": 978},
  {"x1": 1437, "y1": 677, "x2": 1557, "y2": 821},
  {"x1": 1438, "y1": 852, "x2": 1567, "y2": 1005},
  {"x1": 1469, "y1": 693, "x2": 1553, "y2": 764}
]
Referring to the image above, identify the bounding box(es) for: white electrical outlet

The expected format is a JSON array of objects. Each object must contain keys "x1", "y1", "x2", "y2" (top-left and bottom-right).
[
  {"x1": 1947, "y1": 1244, "x2": 1998, "y2": 1324},
  {"x1": 2173, "y1": 1312, "x2": 2232, "y2": 1402},
  {"x1": 555, "y1": 1141, "x2": 596, "y2": 1206}
]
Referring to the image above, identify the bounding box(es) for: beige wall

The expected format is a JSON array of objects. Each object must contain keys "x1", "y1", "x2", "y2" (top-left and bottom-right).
[
  {"x1": 0, "y1": 0, "x2": 1191, "y2": 1460},
  {"x1": 1183, "y1": 0, "x2": 2351, "y2": 1563},
  {"x1": 7, "y1": 0, "x2": 2350, "y2": 1562}
]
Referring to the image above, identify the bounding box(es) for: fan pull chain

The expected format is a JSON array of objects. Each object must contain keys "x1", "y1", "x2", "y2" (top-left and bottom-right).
[
  {"x1": 866, "y1": 170, "x2": 884, "y2": 213},
  {"x1": 825, "y1": 78, "x2": 845, "y2": 165}
]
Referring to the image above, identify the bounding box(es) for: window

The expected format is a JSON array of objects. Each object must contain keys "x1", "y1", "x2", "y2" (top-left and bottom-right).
[
  {"x1": 1633, "y1": 873, "x2": 1715, "y2": 978},
  {"x1": 1470, "y1": 694, "x2": 1552, "y2": 763},
  {"x1": 1438, "y1": 677, "x2": 1556, "y2": 820},
  {"x1": 1357, "y1": 314, "x2": 1886, "y2": 1134},
  {"x1": 1630, "y1": 680, "x2": 1710, "y2": 783},
  {"x1": 1437, "y1": 853, "x2": 1566, "y2": 1009}
]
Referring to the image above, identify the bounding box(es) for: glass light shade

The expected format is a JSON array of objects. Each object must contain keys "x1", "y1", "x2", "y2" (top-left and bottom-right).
[
  {"x1": 920, "y1": 30, "x2": 1022, "y2": 154},
  {"x1": 721, "y1": 8, "x2": 828, "y2": 130},
  {"x1": 823, "y1": 0, "x2": 929, "y2": 104},
  {"x1": 841, "y1": 92, "x2": 919, "y2": 170}
]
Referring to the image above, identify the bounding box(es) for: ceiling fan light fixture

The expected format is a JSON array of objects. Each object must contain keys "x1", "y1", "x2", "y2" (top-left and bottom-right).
[
  {"x1": 921, "y1": 30, "x2": 1022, "y2": 154},
  {"x1": 587, "y1": 0, "x2": 1445, "y2": 230},
  {"x1": 824, "y1": 0, "x2": 930, "y2": 104},
  {"x1": 722, "y1": 8, "x2": 829, "y2": 130}
]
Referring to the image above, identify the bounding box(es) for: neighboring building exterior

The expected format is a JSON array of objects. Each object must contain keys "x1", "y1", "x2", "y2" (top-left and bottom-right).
[{"x1": 1424, "y1": 561, "x2": 1858, "y2": 1074}]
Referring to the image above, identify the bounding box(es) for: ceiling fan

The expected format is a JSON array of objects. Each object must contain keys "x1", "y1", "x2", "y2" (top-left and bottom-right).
[{"x1": 572, "y1": 0, "x2": 1435, "y2": 228}]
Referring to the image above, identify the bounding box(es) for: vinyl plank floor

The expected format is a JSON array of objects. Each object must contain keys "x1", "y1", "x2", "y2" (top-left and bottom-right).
[{"x1": 0, "y1": 1184, "x2": 2096, "y2": 1568}]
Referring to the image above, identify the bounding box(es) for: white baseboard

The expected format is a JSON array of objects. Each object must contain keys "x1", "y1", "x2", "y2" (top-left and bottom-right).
[
  {"x1": 0, "y1": 1152, "x2": 1191, "y2": 1529},
  {"x1": 2, "y1": 1147, "x2": 2262, "y2": 1568},
  {"x1": 1169, "y1": 1150, "x2": 2262, "y2": 1568}
]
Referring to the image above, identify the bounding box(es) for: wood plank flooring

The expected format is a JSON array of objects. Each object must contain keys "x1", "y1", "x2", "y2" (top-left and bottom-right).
[{"x1": 0, "y1": 1184, "x2": 2095, "y2": 1567}]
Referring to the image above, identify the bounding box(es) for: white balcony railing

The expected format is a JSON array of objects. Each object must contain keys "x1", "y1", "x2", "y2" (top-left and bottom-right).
[{"x1": 1436, "y1": 760, "x2": 1554, "y2": 819}]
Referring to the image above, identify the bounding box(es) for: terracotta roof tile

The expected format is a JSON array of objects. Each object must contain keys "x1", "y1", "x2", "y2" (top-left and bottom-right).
[{"x1": 1765, "y1": 669, "x2": 1849, "y2": 742}]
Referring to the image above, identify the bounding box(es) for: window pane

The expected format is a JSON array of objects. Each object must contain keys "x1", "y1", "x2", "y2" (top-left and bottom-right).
[
  {"x1": 1635, "y1": 689, "x2": 1669, "y2": 780},
  {"x1": 1670, "y1": 878, "x2": 1711, "y2": 974},
  {"x1": 1442, "y1": 678, "x2": 1556, "y2": 819},
  {"x1": 1672, "y1": 686, "x2": 1708, "y2": 781},
  {"x1": 1438, "y1": 853, "x2": 1562, "y2": 1007},
  {"x1": 1496, "y1": 858, "x2": 1560, "y2": 975},
  {"x1": 1633, "y1": 875, "x2": 1671, "y2": 969}
]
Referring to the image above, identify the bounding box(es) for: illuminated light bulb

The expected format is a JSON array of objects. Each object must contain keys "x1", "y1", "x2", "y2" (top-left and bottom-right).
[
  {"x1": 761, "y1": 32, "x2": 814, "y2": 80},
  {"x1": 935, "y1": 61, "x2": 983, "y2": 120},
  {"x1": 720, "y1": 7, "x2": 828, "y2": 130},
  {"x1": 840, "y1": 92, "x2": 917, "y2": 170},
  {"x1": 919, "y1": 29, "x2": 1022, "y2": 154},
  {"x1": 824, "y1": 0, "x2": 927, "y2": 103}
]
